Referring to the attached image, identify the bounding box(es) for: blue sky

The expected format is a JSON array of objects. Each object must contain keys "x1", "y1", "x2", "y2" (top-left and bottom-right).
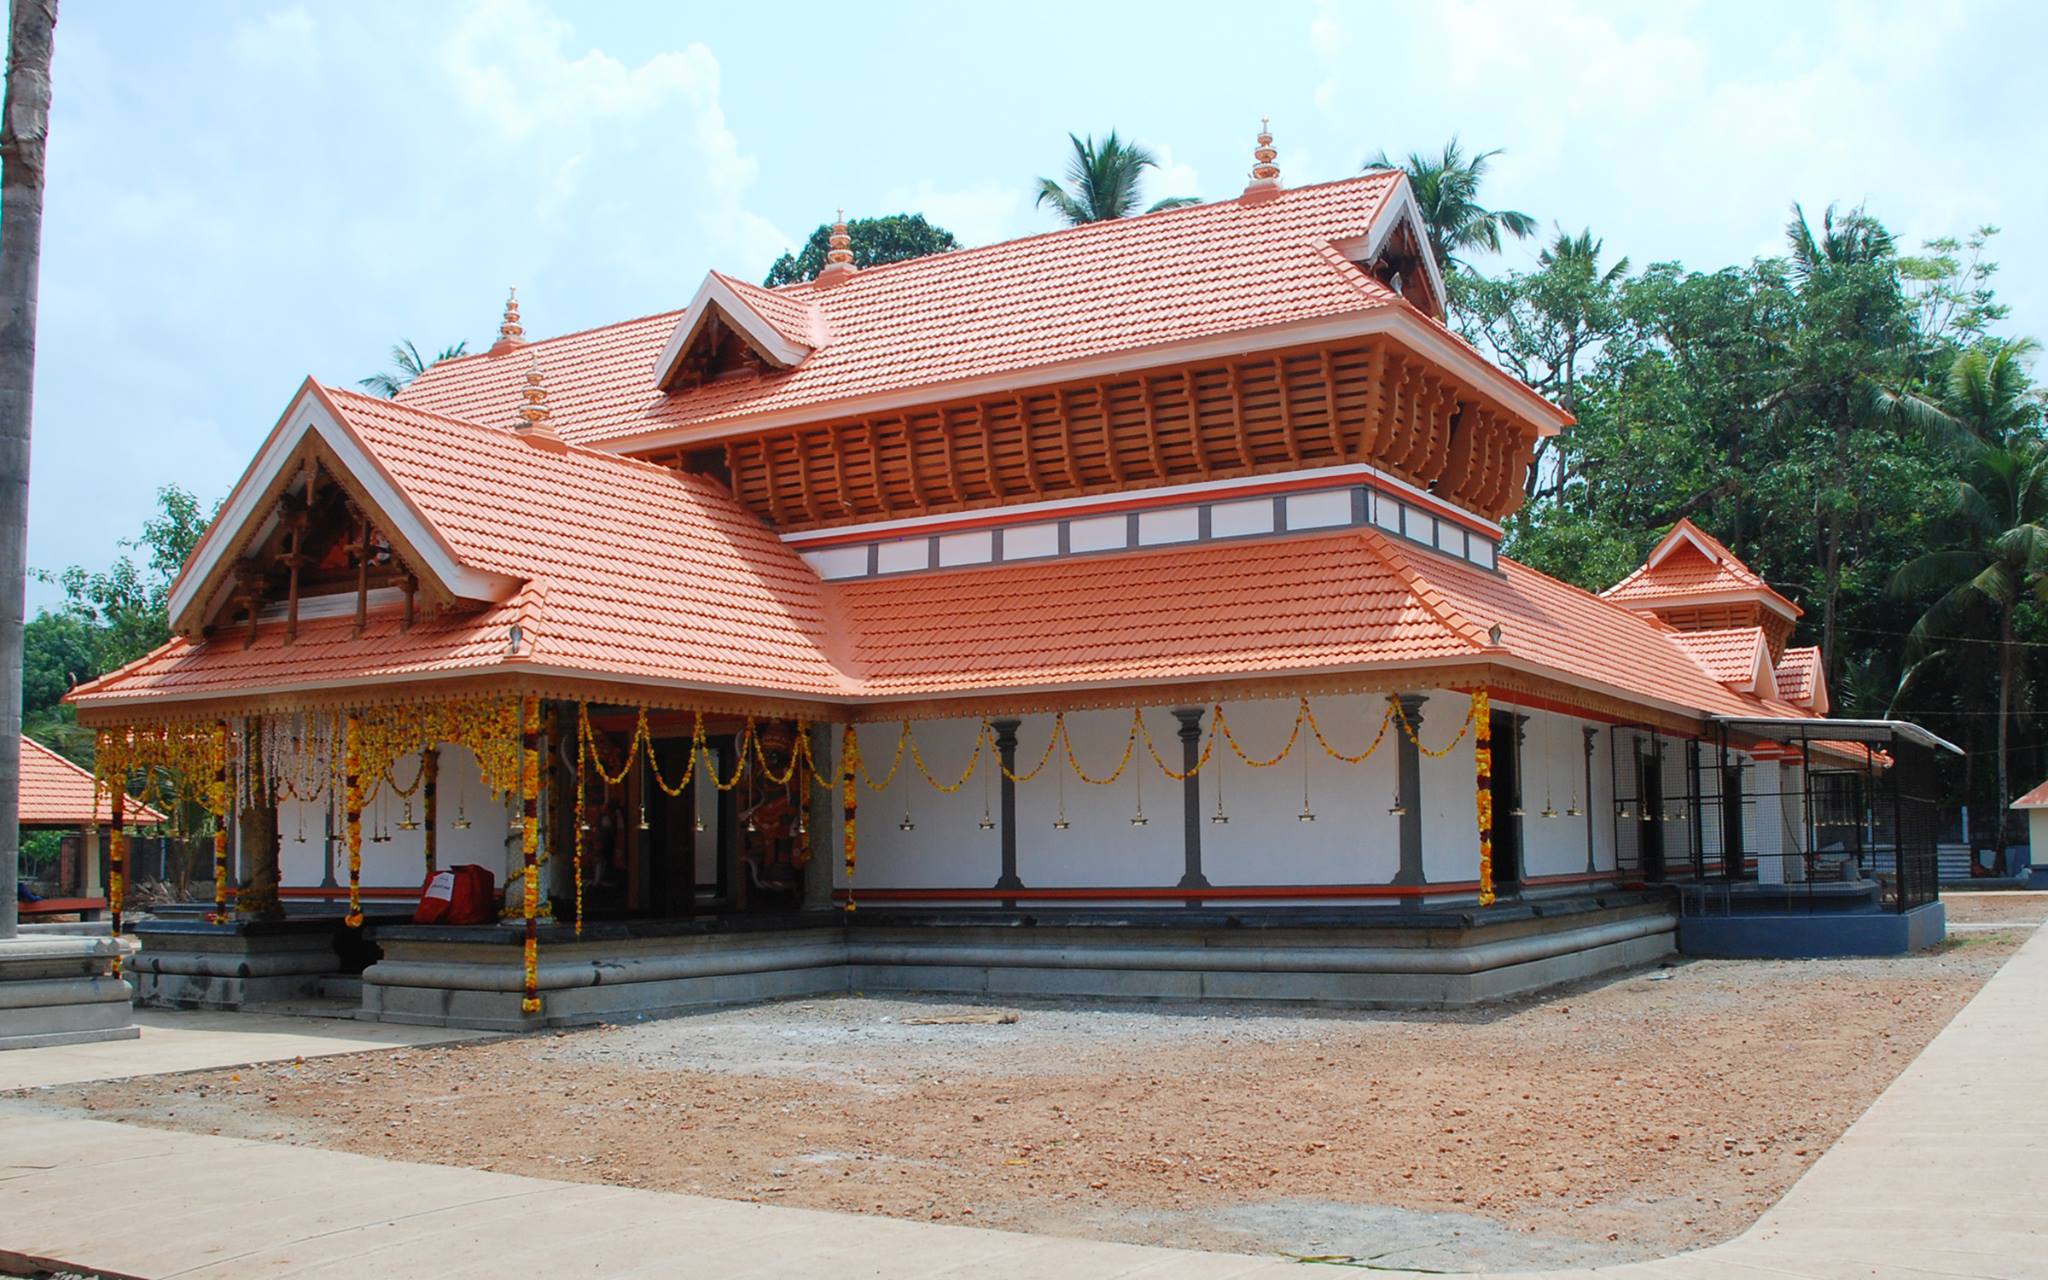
[{"x1": 26, "y1": 0, "x2": 2044, "y2": 611}]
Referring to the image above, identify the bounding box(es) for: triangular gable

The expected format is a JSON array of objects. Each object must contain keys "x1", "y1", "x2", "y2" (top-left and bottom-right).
[
  {"x1": 1331, "y1": 176, "x2": 1451, "y2": 324},
  {"x1": 167, "y1": 379, "x2": 522, "y2": 638},
  {"x1": 652, "y1": 272, "x2": 822, "y2": 391}
]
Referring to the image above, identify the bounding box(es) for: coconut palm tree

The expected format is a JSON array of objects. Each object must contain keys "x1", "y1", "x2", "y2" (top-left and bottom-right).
[
  {"x1": 360, "y1": 340, "x2": 468, "y2": 399},
  {"x1": 1538, "y1": 227, "x2": 1630, "y2": 286},
  {"x1": 1, "y1": 0, "x2": 60, "y2": 939},
  {"x1": 1364, "y1": 138, "x2": 1534, "y2": 273},
  {"x1": 1035, "y1": 132, "x2": 1198, "y2": 226},
  {"x1": 1891, "y1": 342, "x2": 2048, "y2": 821}
]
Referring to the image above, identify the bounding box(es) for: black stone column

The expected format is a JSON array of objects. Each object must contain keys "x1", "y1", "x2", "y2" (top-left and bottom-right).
[
  {"x1": 1582, "y1": 726, "x2": 1599, "y2": 874},
  {"x1": 1174, "y1": 708, "x2": 1210, "y2": 891},
  {"x1": 1393, "y1": 694, "x2": 1428, "y2": 887},
  {"x1": 992, "y1": 720, "x2": 1023, "y2": 892}
]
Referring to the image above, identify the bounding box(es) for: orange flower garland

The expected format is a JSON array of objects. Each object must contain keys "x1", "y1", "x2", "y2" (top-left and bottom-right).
[
  {"x1": 1474, "y1": 690, "x2": 1494, "y2": 908},
  {"x1": 344, "y1": 713, "x2": 365, "y2": 928},
  {"x1": 841, "y1": 723, "x2": 859, "y2": 913},
  {"x1": 520, "y1": 695, "x2": 542, "y2": 1016}
]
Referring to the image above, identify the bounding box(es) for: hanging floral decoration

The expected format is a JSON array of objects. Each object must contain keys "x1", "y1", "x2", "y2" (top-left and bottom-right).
[
  {"x1": 520, "y1": 695, "x2": 542, "y2": 1016},
  {"x1": 1474, "y1": 690, "x2": 1495, "y2": 908},
  {"x1": 344, "y1": 712, "x2": 365, "y2": 927},
  {"x1": 841, "y1": 723, "x2": 859, "y2": 912}
]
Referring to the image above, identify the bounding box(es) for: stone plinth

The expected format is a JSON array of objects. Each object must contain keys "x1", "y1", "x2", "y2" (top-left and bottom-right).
[
  {"x1": 128, "y1": 918, "x2": 347, "y2": 1009},
  {"x1": 0, "y1": 935, "x2": 136, "y2": 1050}
]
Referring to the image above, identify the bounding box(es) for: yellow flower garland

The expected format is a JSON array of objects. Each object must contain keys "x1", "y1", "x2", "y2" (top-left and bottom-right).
[
  {"x1": 520, "y1": 695, "x2": 542, "y2": 1016},
  {"x1": 344, "y1": 713, "x2": 364, "y2": 928},
  {"x1": 1474, "y1": 690, "x2": 1494, "y2": 908},
  {"x1": 841, "y1": 723, "x2": 859, "y2": 913}
]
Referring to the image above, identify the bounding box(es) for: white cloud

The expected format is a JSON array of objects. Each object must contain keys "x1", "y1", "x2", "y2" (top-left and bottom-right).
[
  {"x1": 1149, "y1": 141, "x2": 1200, "y2": 206},
  {"x1": 880, "y1": 179, "x2": 1028, "y2": 248}
]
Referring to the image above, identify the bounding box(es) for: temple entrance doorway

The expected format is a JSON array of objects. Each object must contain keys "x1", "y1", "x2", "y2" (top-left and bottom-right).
[{"x1": 1489, "y1": 710, "x2": 1524, "y2": 894}]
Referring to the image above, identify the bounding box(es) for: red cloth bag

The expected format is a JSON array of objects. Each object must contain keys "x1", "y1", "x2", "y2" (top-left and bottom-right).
[{"x1": 413, "y1": 865, "x2": 496, "y2": 925}]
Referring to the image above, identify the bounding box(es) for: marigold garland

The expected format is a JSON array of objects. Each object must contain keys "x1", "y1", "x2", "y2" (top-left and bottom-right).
[
  {"x1": 1474, "y1": 690, "x2": 1495, "y2": 908},
  {"x1": 344, "y1": 713, "x2": 364, "y2": 928},
  {"x1": 841, "y1": 723, "x2": 859, "y2": 913},
  {"x1": 520, "y1": 695, "x2": 542, "y2": 1016}
]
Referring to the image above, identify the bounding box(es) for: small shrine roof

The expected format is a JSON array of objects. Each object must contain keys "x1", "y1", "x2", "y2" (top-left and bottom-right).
[{"x1": 17, "y1": 735, "x2": 167, "y2": 826}]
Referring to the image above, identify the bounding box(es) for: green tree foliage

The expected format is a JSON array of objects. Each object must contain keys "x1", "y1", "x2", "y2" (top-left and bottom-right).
[
  {"x1": 23, "y1": 484, "x2": 215, "y2": 761},
  {"x1": 763, "y1": 213, "x2": 960, "y2": 287},
  {"x1": 1034, "y1": 132, "x2": 1198, "y2": 226},
  {"x1": 1484, "y1": 196, "x2": 2042, "y2": 827},
  {"x1": 1364, "y1": 138, "x2": 1535, "y2": 274},
  {"x1": 360, "y1": 340, "x2": 468, "y2": 398}
]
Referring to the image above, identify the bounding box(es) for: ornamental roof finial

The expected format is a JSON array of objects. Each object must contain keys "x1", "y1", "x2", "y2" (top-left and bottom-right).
[
  {"x1": 816, "y1": 209, "x2": 856, "y2": 286},
  {"x1": 1242, "y1": 117, "x2": 1282, "y2": 200},
  {"x1": 513, "y1": 357, "x2": 559, "y2": 445},
  {"x1": 491, "y1": 286, "x2": 526, "y2": 354}
]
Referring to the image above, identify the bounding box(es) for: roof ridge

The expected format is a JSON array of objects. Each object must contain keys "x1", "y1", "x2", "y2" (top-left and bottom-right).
[
  {"x1": 398, "y1": 307, "x2": 684, "y2": 383},
  {"x1": 323, "y1": 384, "x2": 681, "y2": 481},
  {"x1": 1358, "y1": 528, "x2": 1493, "y2": 649},
  {"x1": 762, "y1": 170, "x2": 1405, "y2": 299}
]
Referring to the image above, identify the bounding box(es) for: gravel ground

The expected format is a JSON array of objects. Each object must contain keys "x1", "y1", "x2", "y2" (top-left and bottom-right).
[
  {"x1": 21, "y1": 922, "x2": 2031, "y2": 1272},
  {"x1": 1942, "y1": 890, "x2": 2048, "y2": 926}
]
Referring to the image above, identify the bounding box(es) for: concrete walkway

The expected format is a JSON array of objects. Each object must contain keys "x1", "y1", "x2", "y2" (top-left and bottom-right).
[
  {"x1": 0, "y1": 1008, "x2": 484, "y2": 1091},
  {"x1": 3, "y1": 928, "x2": 2045, "y2": 1278}
]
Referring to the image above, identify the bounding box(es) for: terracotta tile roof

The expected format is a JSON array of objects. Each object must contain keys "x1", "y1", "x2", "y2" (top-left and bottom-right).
[
  {"x1": 73, "y1": 387, "x2": 851, "y2": 706},
  {"x1": 17, "y1": 735, "x2": 166, "y2": 825},
  {"x1": 1670, "y1": 626, "x2": 1770, "y2": 688},
  {"x1": 713, "y1": 272, "x2": 825, "y2": 351},
  {"x1": 74, "y1": 387, "x2": 1822, "y2": 730},
  {"x1": 1604, "y1": 518, "x2": 1801, "y2": 618},
  {"x1": 1775, "y1": 646, "x2": 1823, "y2": 706},
  {"x1": 831, "y1": 530, "x2": 1480, "y2": 695},
  {"x1": 1404, "y1": 548, "x2": 1787, "y2": 721},
  {"x1": 2014, "y1": 779, "x2": 2048, "y2": 810},
  {"x1": 398, "y1": 174, "x2": 1414, "y2": 446}
]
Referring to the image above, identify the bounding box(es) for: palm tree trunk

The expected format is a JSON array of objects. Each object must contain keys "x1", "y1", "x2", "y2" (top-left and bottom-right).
[
  {"x1": 1997, "y1": 607, "x2": 2015, "y2": 842},
  {"x1": 0, "y1": 0, "x2": 60, "y2": 941}
]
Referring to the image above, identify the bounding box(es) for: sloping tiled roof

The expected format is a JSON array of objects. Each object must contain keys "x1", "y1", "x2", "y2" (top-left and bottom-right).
[
  {"x1": 73, "y1": 388, "x2": 851, "y2": 706},
  {"x1": 1775, "y1": 646, "x2": 1823, "y2": 706},
  {"x1": 2015, "y1": 779, "x2": 2048, "y2": 810},
  {"x1": 831, "y1": 530, "x2": 1481, "y2": 696},
  {"x1": 17, "y1": 735, "x2": 166, "y2": 825},
  {"x1": 398, "y1": 173, "x2": 1421, "y2": 447},
  {"x1": 1407, "y1": 549, "x2": 1791, "y2": 722},
  {"x1": 1604, "y1": 518, "x2": 1800, "y2": 618},
  {"x1": 1670, "y1": 627, "x2": 1770, "y2": 688}
]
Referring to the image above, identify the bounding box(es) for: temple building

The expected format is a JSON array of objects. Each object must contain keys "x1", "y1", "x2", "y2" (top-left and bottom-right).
[{"x1": 70, "y1": 128, "x2": 1949, "y2": 1028}]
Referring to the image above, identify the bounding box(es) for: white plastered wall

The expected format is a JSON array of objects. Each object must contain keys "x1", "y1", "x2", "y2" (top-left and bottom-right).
[{"x1": 272, "y1": 745, "x2": 520, "y2": 892}]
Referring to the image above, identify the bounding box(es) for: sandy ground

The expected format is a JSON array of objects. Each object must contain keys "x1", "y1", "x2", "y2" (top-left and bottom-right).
[
  {"x1": 19, "y1": 923, "x2": 2031, "y2": 1272},
  {"x1": 1942, "y1": 890, "x2": 2048, "y2": 926}
]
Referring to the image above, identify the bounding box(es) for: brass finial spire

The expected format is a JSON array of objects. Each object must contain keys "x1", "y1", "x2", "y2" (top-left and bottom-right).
[
  {"x1": 817, "y1": 210, "x2": 856, "y2": 285},
  {"x1": 1243, "y1": 117, "x2": 1281, "y2": 200},
  {"x1": 513, "y1": 358, "x2": 562, "y2": 448},
  {"x1": 491, "y1": 287, "x2": 526, "y2": 354}
]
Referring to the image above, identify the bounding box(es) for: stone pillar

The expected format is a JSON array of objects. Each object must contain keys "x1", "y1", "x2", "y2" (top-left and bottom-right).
[
  {"x1": 1393, "y1": 694, "x2": 1428, "y2": 887},
  {"x1": 1582, "y1": 726, "x2": 1598, "y2": 874},
  {"x1": 992, "y1": 720, "x2": 1023, "y2": 892},
  {"x1": 237, "y1": 786, "x2": 284, "y2": 921},
  {"x1": 802, "y1": 724, "x2": 834, "y2": 911},
  {"x1": 82, "y1": 822, "x2": 102, "y2": 898},
  {"x1": 1174, "y1": 709, "x2": 1210, "y2": 891}
]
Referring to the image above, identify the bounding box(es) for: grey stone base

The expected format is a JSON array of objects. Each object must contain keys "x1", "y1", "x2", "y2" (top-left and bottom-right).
[
  {"x1": 0, "y1": 935, "x2": 137, "y2": 1052},
  {"x1": 128, "y1": 919, "x2": 345, "y2": 1010},
  {"x1": 1678, "y1": 901, "x2": 1946, "y2": 958},
  {"x1": 360, "y1": 898, "x2": 1677, "y2": 1029}
]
